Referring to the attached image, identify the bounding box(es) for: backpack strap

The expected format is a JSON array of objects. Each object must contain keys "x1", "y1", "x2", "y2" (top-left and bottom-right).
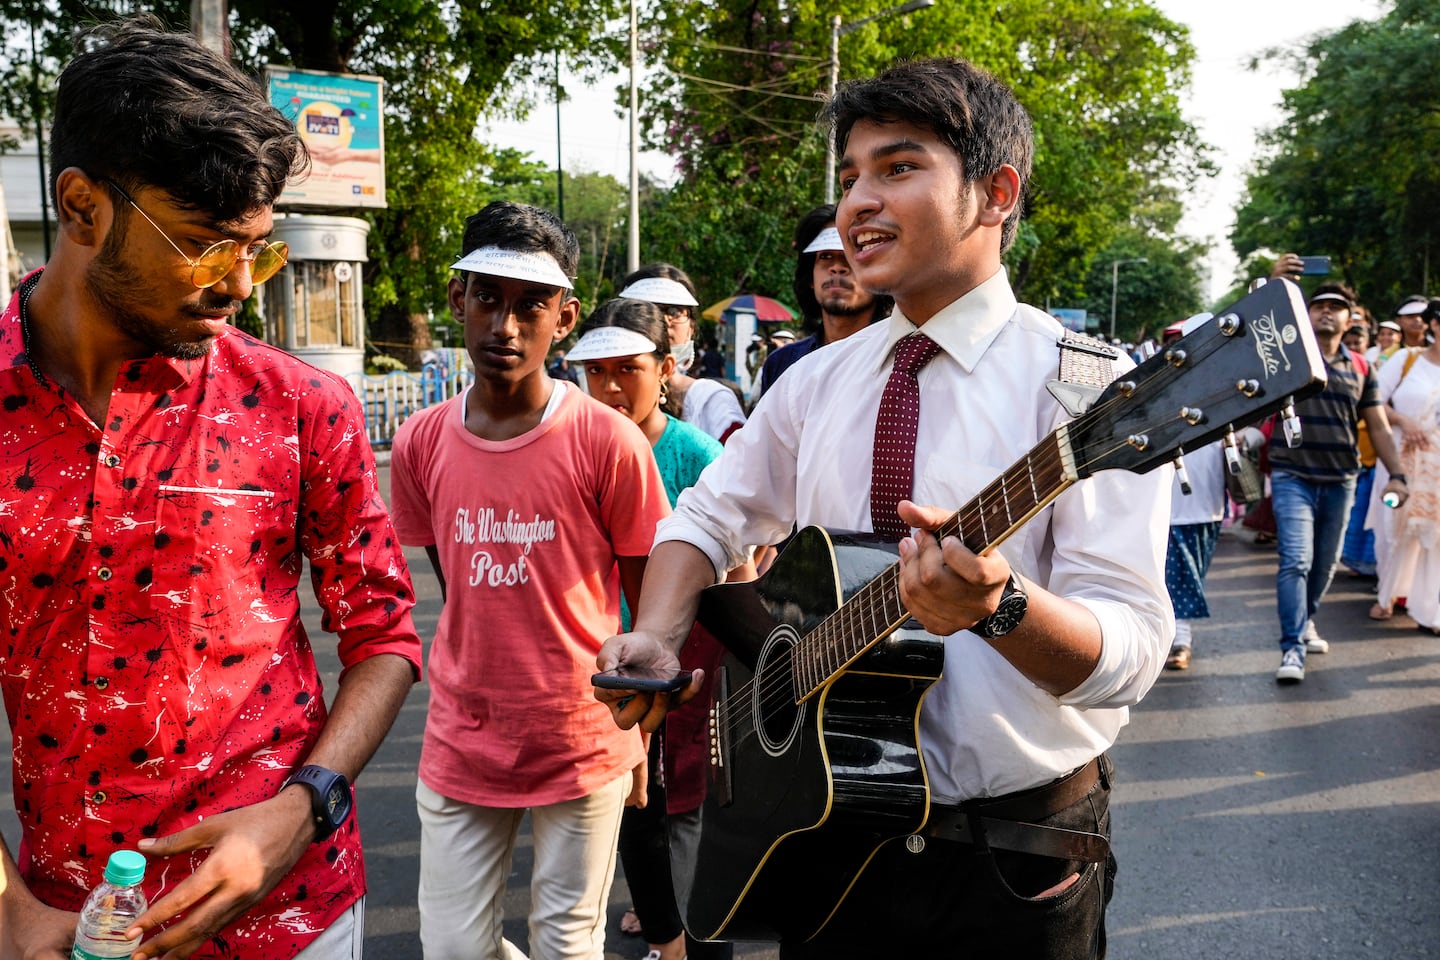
[
  {"x1": 1047, "y1": 331, "x2": 1122, "y2": 416},
  {"x1": 1400, "y1": 347, "x2": 1422, "y2": 384}
]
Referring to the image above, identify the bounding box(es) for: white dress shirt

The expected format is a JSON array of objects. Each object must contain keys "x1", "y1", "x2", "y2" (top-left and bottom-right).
[
  {"x1": 1170, "y1": 441, "x2": 1228, "y2": 526},
  {"x1": 681, "y1": 377, "x2": 746, "y2": 441},
  {"x1": 657, "y1": 268, "x2": 1173, "y2": 803}
]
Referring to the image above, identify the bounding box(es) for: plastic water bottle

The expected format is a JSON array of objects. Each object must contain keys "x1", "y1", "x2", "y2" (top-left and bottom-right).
[
  {"x1": 72, "y1": 850, "x2": 147, "y2": 959},
  {"x1": 1383, "y1": 492, "x2": 1401, "y2": 509}
]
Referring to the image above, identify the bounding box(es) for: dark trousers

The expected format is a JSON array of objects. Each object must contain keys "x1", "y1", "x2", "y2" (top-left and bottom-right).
[
  {"x1": 779, "y1": 770, "x2": 1115, "y2": 959},
  {"x1": 618, "y1": 741, "x2": 733, "y2": 960}
]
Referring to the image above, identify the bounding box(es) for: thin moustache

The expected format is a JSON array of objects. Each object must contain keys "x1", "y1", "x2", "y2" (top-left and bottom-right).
[{"x1": 191, "y1": 299, "x2": 240, "y2": 319}]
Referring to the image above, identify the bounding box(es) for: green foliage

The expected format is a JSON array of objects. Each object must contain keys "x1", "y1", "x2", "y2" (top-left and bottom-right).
[
  {"x1": 1232, "y1": 0, "x2": 1440, "y2": 309},
  {"x1": 1076, "y1": 223, "x2": 1208, "y2": 342},
  {"x1": 2, "y1": 0, "x2": 1213, "y2": 347},
  {"x1": 634, "y1": 0, "x2": 1212, "y2": 307},
  {"x1": 0, "y1": 0, "x2": 623, "y2": 348},
  {"x1": 364, "y1": 352, "x2": 408, "y2": 375}
]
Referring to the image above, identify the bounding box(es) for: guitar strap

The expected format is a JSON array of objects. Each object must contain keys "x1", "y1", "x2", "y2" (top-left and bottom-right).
[{"x1": 1047, "y1": 331, "x2": 1123, "y2": 416}]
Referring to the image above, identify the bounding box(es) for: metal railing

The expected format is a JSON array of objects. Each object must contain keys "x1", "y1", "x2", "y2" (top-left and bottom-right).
[{"x1": 346, "y1": 359, "x2": 473, "y2": 448}]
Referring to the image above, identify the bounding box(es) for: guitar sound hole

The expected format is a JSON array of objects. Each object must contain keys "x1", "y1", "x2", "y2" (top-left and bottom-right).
[{"x1": 752, "y1": 625, "x2": 804, "y2": 757}]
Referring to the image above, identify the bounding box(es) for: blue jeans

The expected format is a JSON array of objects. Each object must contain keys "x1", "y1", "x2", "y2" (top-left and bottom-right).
[
  {"x1": 1341, "y1": 466, "x2": 1377, "y2": 575},
  {"x1": 1272, "y1": 470, "x2": 1357, "y2": 656}
]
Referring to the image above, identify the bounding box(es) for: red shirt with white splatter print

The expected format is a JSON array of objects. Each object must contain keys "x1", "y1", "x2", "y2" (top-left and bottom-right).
[{"x1": 0, "y1": 273, "x2": 422, "y2": 958}]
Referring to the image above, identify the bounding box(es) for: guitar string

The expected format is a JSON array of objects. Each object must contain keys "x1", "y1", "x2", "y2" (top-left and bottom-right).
[
  {"x1": 715, "y1": 329, "x2": 1255, "y2": 744},
  {"x1": 716, "y1": 391, "x2": 1196, "y2": 743},
  {"x1": 713, "y1": 440, "x2": 1076, "y2": 745},
  {"x1": 715, "y1": 397, "x2": 1174, "y2": 743}
]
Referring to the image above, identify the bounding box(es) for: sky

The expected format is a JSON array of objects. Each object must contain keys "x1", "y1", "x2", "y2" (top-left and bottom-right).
[{"x1": 484, "y1": 0, "x2": 1381, "y2": 303}]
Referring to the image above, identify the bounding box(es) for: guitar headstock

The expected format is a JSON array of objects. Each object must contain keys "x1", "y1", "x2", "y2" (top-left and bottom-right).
[{"x1": 1068, "y1": 279, "x2": 1327, "y2": 477}]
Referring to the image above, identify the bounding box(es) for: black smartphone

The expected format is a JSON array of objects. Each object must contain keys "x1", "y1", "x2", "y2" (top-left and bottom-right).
[
  {"x1": 1297, "y1": 255, "x2": 1330, "y2": 275},
  {"x1": 591, "y1": 665, "x2": 695, "y2": 693}
]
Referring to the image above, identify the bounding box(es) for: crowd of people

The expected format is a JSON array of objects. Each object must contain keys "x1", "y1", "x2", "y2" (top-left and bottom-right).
[
  {"x1": 1160, "y1": 258, "x2": 1438, "y2": 685},
  {"x1": 0, "y1": 15, "x2": 1430, "y2": 960}
]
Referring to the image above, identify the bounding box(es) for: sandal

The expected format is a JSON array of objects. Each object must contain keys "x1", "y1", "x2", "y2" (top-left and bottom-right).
[
  {"x1": 1369, "y1": 603, "x2": 1393, "y2": 621},
  {"x1": 621, "y1": 910, "x2": 642, "y2": 936}
]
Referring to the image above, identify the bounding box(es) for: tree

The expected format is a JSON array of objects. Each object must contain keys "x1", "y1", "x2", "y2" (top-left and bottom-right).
[
  {"x1": 1077, "y1": 232, "x2": 1208, "y2": 343},
  {"x1": 1231, "y1": 0, "x2": 1440, "y2": 310},
  {"x1": 633, "y1": 0, "x2": 1212, "y2": 308},
  {"x1": 0, "y1": 0, "x2": 623, "y2": 361}
]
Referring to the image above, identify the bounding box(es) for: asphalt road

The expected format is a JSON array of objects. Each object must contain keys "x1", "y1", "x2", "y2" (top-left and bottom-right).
[{"x1": 5, "y1": 467, "x2": 1437, "y2": 958}]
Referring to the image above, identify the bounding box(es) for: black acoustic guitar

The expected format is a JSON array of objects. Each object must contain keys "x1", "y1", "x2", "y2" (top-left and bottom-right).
[{"x1": 677, "y1": 279, "x2": 1327, "y2": 943}]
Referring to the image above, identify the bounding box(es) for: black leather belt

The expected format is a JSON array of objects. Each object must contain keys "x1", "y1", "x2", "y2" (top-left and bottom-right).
[{"x1": 920, "y1": 756, "x2": 1110, "y2": 863}]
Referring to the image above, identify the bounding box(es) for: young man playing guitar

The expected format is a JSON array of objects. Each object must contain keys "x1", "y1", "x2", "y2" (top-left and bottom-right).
[{"x1": 597, "y1": 58, "x2": 1173, "y2": 957}]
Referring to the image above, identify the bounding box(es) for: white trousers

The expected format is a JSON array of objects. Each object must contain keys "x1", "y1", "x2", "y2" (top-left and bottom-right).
[
  {"x1": 292, "y1": 898, "x2": 364, "y2": 959},
  {"x1": 416, "y1": 774, "x2": 630, "y2": 960}
]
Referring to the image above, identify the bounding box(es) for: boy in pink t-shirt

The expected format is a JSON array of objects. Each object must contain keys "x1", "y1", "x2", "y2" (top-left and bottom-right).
[{"x1": 390, "y1": 201, "x2": 670, "y2": 960}]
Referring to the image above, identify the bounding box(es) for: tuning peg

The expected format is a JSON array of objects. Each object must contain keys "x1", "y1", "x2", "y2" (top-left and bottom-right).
[
  {"x1": 1173, "y1": 452, "x2": 1192, "y2": 496},
  {"x1": 1223, "y1": 426, "x2": 1244, "y2": 475},
  {"x1": 1281, "y1": 397, "x2": 1303, "y2": 448}
]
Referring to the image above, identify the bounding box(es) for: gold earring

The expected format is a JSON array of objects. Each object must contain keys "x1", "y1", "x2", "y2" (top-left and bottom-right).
[{"x1": 659, "y1": 378, "x2": 669, "y2": 405}]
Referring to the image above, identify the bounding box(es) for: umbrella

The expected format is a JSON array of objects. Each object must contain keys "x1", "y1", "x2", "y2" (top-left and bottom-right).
[{"x1": 702, "y1": 294, "x2": 797, "y2": 323}]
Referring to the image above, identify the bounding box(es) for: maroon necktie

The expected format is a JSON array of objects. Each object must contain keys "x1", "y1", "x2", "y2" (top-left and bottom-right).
[{"x1": 871, "y1": 333, "x2": 943, "y2": 540}]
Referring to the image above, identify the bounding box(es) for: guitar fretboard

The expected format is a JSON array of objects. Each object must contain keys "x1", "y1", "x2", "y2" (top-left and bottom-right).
[{"x1": 791, "y1": 428, "x2": 1077, "y2": 700}]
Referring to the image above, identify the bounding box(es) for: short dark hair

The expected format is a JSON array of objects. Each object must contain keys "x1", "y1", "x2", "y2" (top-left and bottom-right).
[
  {"x1": 50, "y1": 16, "x2": 307, "y2": 222},
  {"x1": 577, "y1": 299, "x2": 671, "y2": 361},
  {"x1": 1422, "y1": 299, "x2": 1440, "y2": 325},
  {"x1": 461, "y1": 201, "x2": 579, "y2": 277},
  {"x1": 622, "y1": 263, "x2": 700, "y2": 322},
  {"x1": 824, "y1": 58, "x2": 1034, "y2": 253},
  {"x1": 1312, "y1": 281, "x2": 1357, "y2": 307}
]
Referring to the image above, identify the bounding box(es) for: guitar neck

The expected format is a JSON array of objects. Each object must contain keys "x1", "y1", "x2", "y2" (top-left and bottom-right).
[{"x1": 793, "y1": 428, "x2": 1078, "y2": 700}]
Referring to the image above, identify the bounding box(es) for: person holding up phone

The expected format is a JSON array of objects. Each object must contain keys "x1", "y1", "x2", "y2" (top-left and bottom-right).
[{"x1": 1271, "y1": 252, "x2": 1331, "y2": 280}]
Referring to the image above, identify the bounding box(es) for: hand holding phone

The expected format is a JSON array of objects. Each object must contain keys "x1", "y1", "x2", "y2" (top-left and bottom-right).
[{"x1": 592, "y1": 664, "x2": 695, "y2": 693}]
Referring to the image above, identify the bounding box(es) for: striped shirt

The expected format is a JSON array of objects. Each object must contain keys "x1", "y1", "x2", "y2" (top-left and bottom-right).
[{"x1": 1269, "y1": 344, "x2": 1379, "y2": 483}]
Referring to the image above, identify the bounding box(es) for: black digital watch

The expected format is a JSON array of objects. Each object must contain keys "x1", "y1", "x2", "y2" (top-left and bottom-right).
[{"x1": 284, "y1": 765, "x2": 353, "y2": 843}]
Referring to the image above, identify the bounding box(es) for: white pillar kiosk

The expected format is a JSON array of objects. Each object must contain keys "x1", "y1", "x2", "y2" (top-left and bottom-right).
[{"x1": 265, "y1": 214, "x2": 369, "y2": 379}]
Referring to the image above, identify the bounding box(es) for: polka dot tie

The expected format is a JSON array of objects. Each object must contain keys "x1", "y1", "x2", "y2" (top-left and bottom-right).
[{"x1": 871, "y1": 333, "x2": 943, "y2": 540}]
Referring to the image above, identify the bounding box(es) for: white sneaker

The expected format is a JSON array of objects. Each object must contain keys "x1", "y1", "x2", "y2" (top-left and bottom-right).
[
  {"x1": 1276, "y1": 648, "x2": 1305, "y2": 683},
  {"x1": 1302, "y1": 622, "x2": 1329, "y2": 654}
]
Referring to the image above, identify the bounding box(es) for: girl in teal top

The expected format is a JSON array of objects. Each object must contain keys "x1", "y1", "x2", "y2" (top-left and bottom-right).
[{"x1": 567, "y1": 298, "x2": 734, "y2": 960}]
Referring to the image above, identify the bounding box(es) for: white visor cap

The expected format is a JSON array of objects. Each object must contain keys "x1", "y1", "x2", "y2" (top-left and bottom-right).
[
  {"x1": 564, "y1": 327, "x2": 660, "y2": 362},
  {"x1": 802, "y1": 226, "x2": 845, "y2": 254},
  {"x1": 451, "y1": 246, "x2": 573, "y2": 289},
  {"x1": 619, "y1": 277, "x2": 699, "y2": 307}
]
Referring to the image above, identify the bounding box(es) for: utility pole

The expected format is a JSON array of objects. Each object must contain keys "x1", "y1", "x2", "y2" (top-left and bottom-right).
[
  {"x1": 191, "y1": 0, "x2": 229, "y2": 57},
  {"x1": 1109, "y1": 257, "x2": 1148, "y2": 341},
  {"x1": 824, "y1": 0, "x2": 934, "y2": 205},
  {"x1": 627, "y1": 0, "x2": 640, "y2": 272},
  {"x1": 555, "y1": 50, "x2": 564, "y2": 222},
  {"x1": 28, "y1": 18, "x2": 50, "y2": 260}
]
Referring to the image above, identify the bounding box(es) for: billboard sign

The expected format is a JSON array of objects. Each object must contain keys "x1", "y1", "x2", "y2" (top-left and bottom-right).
[
  {"x1": 1050, "y1": 308, "x2": 1089, "y2": 333},
  {"x1": 266, "y1": 66, "x2": 386, "y2": 209}
]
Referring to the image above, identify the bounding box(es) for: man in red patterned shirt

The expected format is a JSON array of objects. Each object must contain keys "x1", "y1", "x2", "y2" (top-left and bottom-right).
[{"x1": 0, "y1": 18, "x2": 422, "y2": 960}]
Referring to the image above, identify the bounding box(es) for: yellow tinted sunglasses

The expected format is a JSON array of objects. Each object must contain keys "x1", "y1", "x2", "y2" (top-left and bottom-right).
[{"x1": 103, "y1": 179, "x2": 288, "y2": 288}]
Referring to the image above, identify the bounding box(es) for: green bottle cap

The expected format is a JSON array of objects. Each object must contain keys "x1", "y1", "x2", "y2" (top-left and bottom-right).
[{"x1": 103, "y1": 850, "x2": 146, "y2": 886}]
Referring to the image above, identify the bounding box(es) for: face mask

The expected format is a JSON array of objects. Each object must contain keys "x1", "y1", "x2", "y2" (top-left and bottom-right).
[{"x1": 671, "y1": 339, "x2": 696, "y2": 373}]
